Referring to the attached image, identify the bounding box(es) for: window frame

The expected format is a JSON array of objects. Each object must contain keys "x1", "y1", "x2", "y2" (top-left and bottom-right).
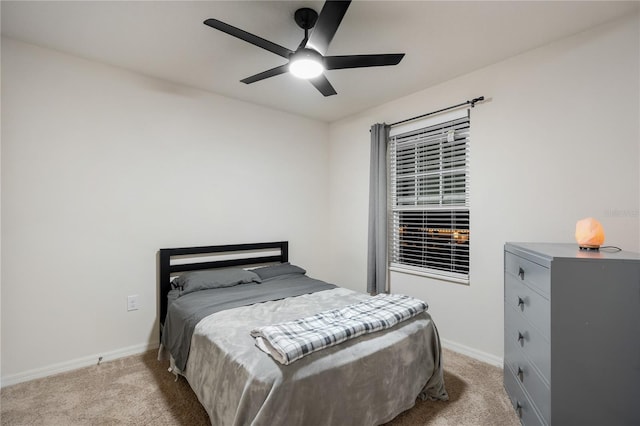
[{"x1": 388, "y1": 109, "x2": 471, "y2": 284}]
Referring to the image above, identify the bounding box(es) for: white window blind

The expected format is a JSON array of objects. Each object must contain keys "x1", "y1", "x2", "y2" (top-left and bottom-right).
[{"x1": 389, "y1": 110, "x2": 470, "y2": 282}]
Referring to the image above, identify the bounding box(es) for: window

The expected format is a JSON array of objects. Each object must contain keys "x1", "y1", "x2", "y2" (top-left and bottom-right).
[{"x1": 389, "y1": 111, "x2": 470, "y2": 282}]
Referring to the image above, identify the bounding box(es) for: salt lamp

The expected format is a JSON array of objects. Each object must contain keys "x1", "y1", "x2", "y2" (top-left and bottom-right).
[{"x1": 575, "y1": 217, "x2": 605, "y2": 250}]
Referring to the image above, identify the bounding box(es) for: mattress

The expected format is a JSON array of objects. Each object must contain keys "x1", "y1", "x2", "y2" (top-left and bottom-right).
[{"x1": 165, "y1": 274, "x2": 447, "y2": 425}]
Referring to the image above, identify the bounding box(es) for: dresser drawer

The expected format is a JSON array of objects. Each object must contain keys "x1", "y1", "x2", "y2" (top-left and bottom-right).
[
  {"x1": 504, "y1": 365, "x2": 547, "y2": 426},
  {"x1": 505, "y1": 252, "x2": 550, "y2": 297},
  {"x1": 505, "y1": 335, "x2": 550, "y2": 423},
  {"x1": 505, "y1": 273, "x2": 550, "y2": 341},
  {"x1": 505, "y1": 304, "x2": 550, "y2": 382}
]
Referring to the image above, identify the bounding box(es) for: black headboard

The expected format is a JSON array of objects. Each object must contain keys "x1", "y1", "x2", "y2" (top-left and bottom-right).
[{"x1": 158, "y1": 241, "x2": 288, "y2": 338}]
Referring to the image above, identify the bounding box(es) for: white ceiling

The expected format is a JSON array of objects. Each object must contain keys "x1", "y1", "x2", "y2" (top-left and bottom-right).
[{"x1": 2, "y1": 1, "x2": 638, "y2": 122}]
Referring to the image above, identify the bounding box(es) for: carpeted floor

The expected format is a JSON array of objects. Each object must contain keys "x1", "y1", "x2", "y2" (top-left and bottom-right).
[{"x1": 1, "y1": 348, "x2": 519, "y2": 425}]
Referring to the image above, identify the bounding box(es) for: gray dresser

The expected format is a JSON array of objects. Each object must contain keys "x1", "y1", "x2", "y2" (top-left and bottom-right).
[{"x1": 503, "y1": 242, "x2": 640, "y2": 425}]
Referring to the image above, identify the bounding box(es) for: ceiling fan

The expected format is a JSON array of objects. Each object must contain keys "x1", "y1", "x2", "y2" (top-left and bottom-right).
[{"x1": 203, "y1": 0, "x2": 405, "y2": 96}]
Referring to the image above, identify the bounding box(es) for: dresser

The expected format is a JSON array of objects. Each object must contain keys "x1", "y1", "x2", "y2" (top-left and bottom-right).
[{"x1": 503, "y1": 242, "x2": 640, "y2": 426}]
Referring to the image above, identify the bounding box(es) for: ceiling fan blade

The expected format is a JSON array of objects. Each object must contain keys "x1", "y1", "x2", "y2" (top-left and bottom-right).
[
  {"x1": 306, "y1": 1, "x2": 351, "y2": 56},
  {"x1": 204, "y1": 18, "x2": 293, "y2": 59},
  {"x1": 309, "y1": 74, "x2": 337, "y2": 97},
  {"x1": 240, "y1": 64, "x2": 290, "y2": 84},
  {"x1": 325, "y1": 54, "x2": 405, "y2": 70}
]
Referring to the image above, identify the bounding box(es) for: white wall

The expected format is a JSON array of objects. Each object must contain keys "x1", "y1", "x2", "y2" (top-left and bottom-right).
[
  {"x1": 1, "y1": 38, "x2": 330, "y2": 384},
  {"x1": 328, "y1": 13, "x2": 640, "y2": 363}
]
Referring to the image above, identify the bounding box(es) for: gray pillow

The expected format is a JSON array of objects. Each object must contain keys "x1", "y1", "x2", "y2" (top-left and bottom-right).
[
  {"x1": 173, "y1": 268, "x2": 261, "y2": 296},
  {"x1": 252, "y1": 263, "x2": 306, "y2": 280}
]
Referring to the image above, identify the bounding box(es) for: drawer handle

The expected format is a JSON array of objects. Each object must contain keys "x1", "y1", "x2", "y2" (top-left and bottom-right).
[
  {"x1": 517, "y1": 366, "x2": 524, "y2": 382},
  {"x1": 515, "y1": 401, "x2": 523, "y2": 418},
  {"x1": 517, "y1": 331, "x2": 525, "y2": 346},
  {"x1": 517, "y1": 297, "x2": 525, "y2": 309},
  {"x1": 518, "y1": 267, "x2": 525, "y2": 280}
]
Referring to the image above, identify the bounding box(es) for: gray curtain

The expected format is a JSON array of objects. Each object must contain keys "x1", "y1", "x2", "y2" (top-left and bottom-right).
[{"x1": 367, "y1": 123, "x2": 390, "y2": 295}]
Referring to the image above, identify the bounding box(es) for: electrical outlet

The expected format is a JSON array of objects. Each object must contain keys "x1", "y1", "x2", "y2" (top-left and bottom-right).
[{"x1": 127, "y1": 295, "x2": 140, "y2": 311}]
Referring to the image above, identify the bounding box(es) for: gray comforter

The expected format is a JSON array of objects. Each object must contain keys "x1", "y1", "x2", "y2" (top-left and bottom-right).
[
  {"x1": 184, "y1": 286, "x2": 448, "y2": 426},
  {"x1": 162, "y1": 273, "x2": 337, "y2": 371}
]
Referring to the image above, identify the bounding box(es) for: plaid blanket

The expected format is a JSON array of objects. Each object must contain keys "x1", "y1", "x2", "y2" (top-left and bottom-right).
[{"x1": 250, "y1": 294, "x2": 428, "y2": 365}]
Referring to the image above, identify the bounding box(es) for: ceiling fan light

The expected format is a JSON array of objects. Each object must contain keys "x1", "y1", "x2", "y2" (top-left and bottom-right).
[
  {"x1": 290, "y1": 59, "x2": 323, "y2": 79},
  {"x1": 289, "y1": 49, "x2": 324, "y2": 79}
]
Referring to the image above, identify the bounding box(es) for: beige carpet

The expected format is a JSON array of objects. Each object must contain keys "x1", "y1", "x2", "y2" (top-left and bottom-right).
[{"x1": 1, "y1": 348, "x2": 519, "y2": 425}]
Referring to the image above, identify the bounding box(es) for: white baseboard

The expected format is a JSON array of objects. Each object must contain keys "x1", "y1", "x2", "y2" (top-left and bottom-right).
[
  {"x1": 441, "y1": 338, "x2": 503, "y2": 368},
  {"x1": 2, "y1": 339, "x2": 501, "y2": 387},
  {"x1": 1, "y1": 342, "x2": 159, "y2": 388}
]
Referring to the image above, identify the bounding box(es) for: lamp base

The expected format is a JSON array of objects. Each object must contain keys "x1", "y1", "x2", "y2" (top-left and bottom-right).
[{"x1": 579, "y1": 245, "x2": 600, "y2": 251}]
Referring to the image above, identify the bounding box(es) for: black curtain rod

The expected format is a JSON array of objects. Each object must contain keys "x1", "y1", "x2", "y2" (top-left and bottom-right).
[{"x1": 389, "y1": 96, "x2": 485, "y2": 127}]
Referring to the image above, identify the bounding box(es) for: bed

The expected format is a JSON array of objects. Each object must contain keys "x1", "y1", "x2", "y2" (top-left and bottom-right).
[{"x1": 158, "y1": 241, "x2": 447, "y2": 425}]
